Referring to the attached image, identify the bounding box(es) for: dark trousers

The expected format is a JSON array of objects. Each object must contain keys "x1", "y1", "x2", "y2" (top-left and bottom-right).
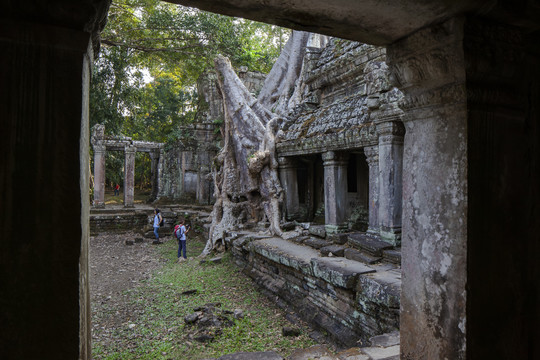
[{"x1": 177, "y1": 240, "x2": 187, "y2": 259}]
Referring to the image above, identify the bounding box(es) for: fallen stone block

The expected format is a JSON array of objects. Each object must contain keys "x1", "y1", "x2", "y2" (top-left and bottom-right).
[
  {"x1": 282, "y1": 231, "x2": 302, "y2": 241},
  {"x1": 320, "y1": 245, "x2": 346, "y2": 257},
  {"x1": 344, "y1": 248, "x2": 381, "y2": 264},
  {"x1": 304, "y1": 237, "x2": 332, "y2": 250},
  {"x1": 309, "y1": 225, "x2": 327, "y2": 238},
  {"x1": 348, "y1": 233, "x2": 393, "y2": 256},
  {"x1": 184, "y1": 312, "x2": 201, "y2": 324},
  {"x1": 382, "y1": 249, "x2": 401, "y2": 264}
]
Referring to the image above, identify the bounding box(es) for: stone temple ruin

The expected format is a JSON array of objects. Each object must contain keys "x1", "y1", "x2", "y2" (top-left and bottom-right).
[
  {"x1": 195, "y1": 36, "x2": 403, "y2": 348},
  {"x1": 4, "y1": 1, "x2": 539, "y2": 359},
  {"x1": 89, "y1": 35, "x2": 406, "y2": 349}
]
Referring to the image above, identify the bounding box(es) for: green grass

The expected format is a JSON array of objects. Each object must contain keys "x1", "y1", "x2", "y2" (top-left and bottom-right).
[{"x1": 92, "y1": 235, "x2": 315, "y2": 359}]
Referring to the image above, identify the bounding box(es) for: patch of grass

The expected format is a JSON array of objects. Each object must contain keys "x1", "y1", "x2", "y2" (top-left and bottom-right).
[{"x1": 92, "y1": 235, "x2": 315, "y2": 359}]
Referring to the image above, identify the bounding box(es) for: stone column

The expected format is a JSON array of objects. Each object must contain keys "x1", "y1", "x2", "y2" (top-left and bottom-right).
[
  {"x1": 322, "y1": 151, "x2": 349, "y2": 234},
  {"x1": 149, "y1": 149, "x2": 160, "y2": 201},
  {"x1": 0, "y1": 19, "x2": 99, "y2": 358},
  {"x1": 123, "y1": 145, "x2": 136, "y2": 208},
  {"x1": 387, "y1": 17, "x2": 468, "y2": 359},
  {"x1": 93, "y1": 143, "x2": 106, "y2": 208},
  {"x1": 364, "y1": 146, "x2": 379, "y2": 236},
  {"x1": 376, "y1": 120, "x2": 404, "y2": 246},
  {"x1": 278, "y1": 156, "x2": 300, "y2": 220}
]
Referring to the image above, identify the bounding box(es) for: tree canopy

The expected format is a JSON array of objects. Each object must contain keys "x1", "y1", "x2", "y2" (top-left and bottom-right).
[
  {"x1": 90, "y1": 0, "x2": 289, "y2": 188},
  {"x1": 91, "y1": 0, "x2": 288, "y2": 142}
]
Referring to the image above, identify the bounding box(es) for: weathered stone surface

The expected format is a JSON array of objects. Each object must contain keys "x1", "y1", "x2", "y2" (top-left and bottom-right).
[
  {"x1": 282, "y1": 231, "x2": 302, "y2": 241},
  {"x1": 381, "y1": 249, "x2": 401, "y2": 264},
  {"x1": 329, "y1": 233, "x2": 349, "y2": 245},
  {"x1": 125, "y1": 239, "x2": 134, "y2": 245},
  {"x1": 369, "y1": 331, "x2": 400, "y2": 348},
  {"x1": 238, "y1": 237, "x2": 399, "y2": 347},
  {"x1": 336, "y1": 347, "x2": 370, "y2": 360},
  {"x1": 320, "y1": 245, "x2": 346, "y2": 257},
  {"x1": 184, "y1": 312, "x2": 200, "y2": 324},
  {"x1": 308, "y1": 225, "x2": 327, "y2": 238},
  {"x1": 360, "y1": 345, "x2": 400, "y2": 360},
  {"x1": 311, "y1": 257, "x2": 375, "y2": 289},
  {"x1": 288, "y1": 345, "x2": 336, "y2": 360},
  {"x1": 304, "y1": 237, "x2": 331, "y2": 249},
  {"x1": 344, "y1": 248, "x2": 381, "y2": 264},
  {"x1": 218, "y1": 351, "x2": 283, "y2": 360},
  {"x1": 348, "y1": 233, "x2": 392, "y2": 256},
  {"x1": 356, "y1": 272, "x2": 401, "y2": 309}
]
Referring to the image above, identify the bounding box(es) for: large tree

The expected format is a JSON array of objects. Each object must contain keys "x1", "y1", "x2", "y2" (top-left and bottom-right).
[
  {"x1": 203, "y1": 31, "x2": 310, "y2": 255},
  {"x1": 90, "y1": 0, "x2": 289, "y2": 188}
]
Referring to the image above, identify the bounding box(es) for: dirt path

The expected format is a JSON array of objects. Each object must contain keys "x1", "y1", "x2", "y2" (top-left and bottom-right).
[{"x1": 90, "y1": 232, "x2": 168, "y2": 348}]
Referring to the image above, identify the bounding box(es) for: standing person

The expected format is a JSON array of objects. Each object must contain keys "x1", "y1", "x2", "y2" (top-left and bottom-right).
[
  {"x1": 114, "y1": 183, "x2": 120, "y2": 196},
  {"x1": 174, "y1": 219, "x2": 190, "y2": 262},
  {"x1": 153, "y1": 208, "x2": 163, "y2": 244}
]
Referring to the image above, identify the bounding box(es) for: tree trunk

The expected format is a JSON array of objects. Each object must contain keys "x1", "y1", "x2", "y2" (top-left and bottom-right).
[{"x1": 201, "y1": 31, "x2": 310, "y2": 256}]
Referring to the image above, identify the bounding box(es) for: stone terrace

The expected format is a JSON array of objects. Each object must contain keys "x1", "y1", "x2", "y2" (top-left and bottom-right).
[{"x1": 227, "y1": 231, "x2": 401, "y2": 349}]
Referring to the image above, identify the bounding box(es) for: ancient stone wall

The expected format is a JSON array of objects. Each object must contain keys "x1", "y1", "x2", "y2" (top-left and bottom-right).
[{"x1": 229, "y1": 235, "x2": 400, "y2": 348}]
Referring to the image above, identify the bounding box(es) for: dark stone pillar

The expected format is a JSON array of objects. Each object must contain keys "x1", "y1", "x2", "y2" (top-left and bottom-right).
[
  {"x1": 388, "y1": 18, "x2": 468, "y2": 359},
  {"x1": 364, "y1": 146, "x2": 380, "y2": 236},
  {"x1": 278, "y1": 157, "x2": 300, "y2": 220},
  {"x1": 463, "y1": 19, "x2": 540, "y2": 360},
  {"x1": 0, "y1": 21, "x2": 94, "y2": 359},
  {"x1": 93, "y1": 144, "x2": 106, "y2": 208},
  {"x1": 123, "y1": 145, "x2": 136, "y2": 208},
  {"x1": 376, "y1": 120, "x2": 404, "y2": 246},
  {"x1": 322, "y1": 151, "x2": 349, "y2": 233}
]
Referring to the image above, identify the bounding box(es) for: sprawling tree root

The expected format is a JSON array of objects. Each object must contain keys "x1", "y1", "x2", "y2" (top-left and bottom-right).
[{"x1": 201, "y1": 31, "x2": 310, "y2": 256}]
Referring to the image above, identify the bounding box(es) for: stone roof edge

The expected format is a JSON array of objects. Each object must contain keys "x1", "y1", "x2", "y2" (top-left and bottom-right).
[{"x1": 277, "y1": 123, "x2": 378, "y2": 157}]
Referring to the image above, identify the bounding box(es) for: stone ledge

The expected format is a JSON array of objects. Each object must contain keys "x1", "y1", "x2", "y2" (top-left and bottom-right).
[
  {"x1": 249, "y1": 238, "x2": 376, "y2": 289},
  {"x1": 356, "y1": 272, "x2": 401, "y2": 309},
  {"x1": 311, "y1": 257, "x2": 375, "y2": 289}
]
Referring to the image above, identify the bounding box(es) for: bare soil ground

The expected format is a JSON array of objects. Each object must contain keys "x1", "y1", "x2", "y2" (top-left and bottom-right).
[{"x1": 90, "y1": 232, "x2": 166, "y2": 348}]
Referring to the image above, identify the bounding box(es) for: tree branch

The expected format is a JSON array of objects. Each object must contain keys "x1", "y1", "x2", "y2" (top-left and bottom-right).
[{"x1": 101, "y1": 39, "x2": 203, "y2": 53}]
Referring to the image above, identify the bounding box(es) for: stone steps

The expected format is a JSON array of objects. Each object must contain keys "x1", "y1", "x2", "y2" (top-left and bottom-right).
[
  {"x1": 348, "y1": 233, "x2": 393, "y2": 257},
  {"x1": 292, "y1": 226, "x2": 400, "y2": 267}
]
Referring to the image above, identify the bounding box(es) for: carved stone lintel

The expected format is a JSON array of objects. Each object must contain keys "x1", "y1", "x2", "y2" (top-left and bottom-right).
[{"x1": 322, "y1": 151, "x2": 349, "y2": 166}]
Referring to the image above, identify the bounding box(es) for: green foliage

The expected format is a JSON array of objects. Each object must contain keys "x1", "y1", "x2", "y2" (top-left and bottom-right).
[{"x1": 90, "y1": 0, "x2": 288, "y2": 188}]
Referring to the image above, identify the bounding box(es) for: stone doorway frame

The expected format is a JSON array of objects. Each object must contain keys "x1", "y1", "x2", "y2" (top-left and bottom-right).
[{"x1": 91, "y1": 124, "x2": 163, "y2": 208}]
